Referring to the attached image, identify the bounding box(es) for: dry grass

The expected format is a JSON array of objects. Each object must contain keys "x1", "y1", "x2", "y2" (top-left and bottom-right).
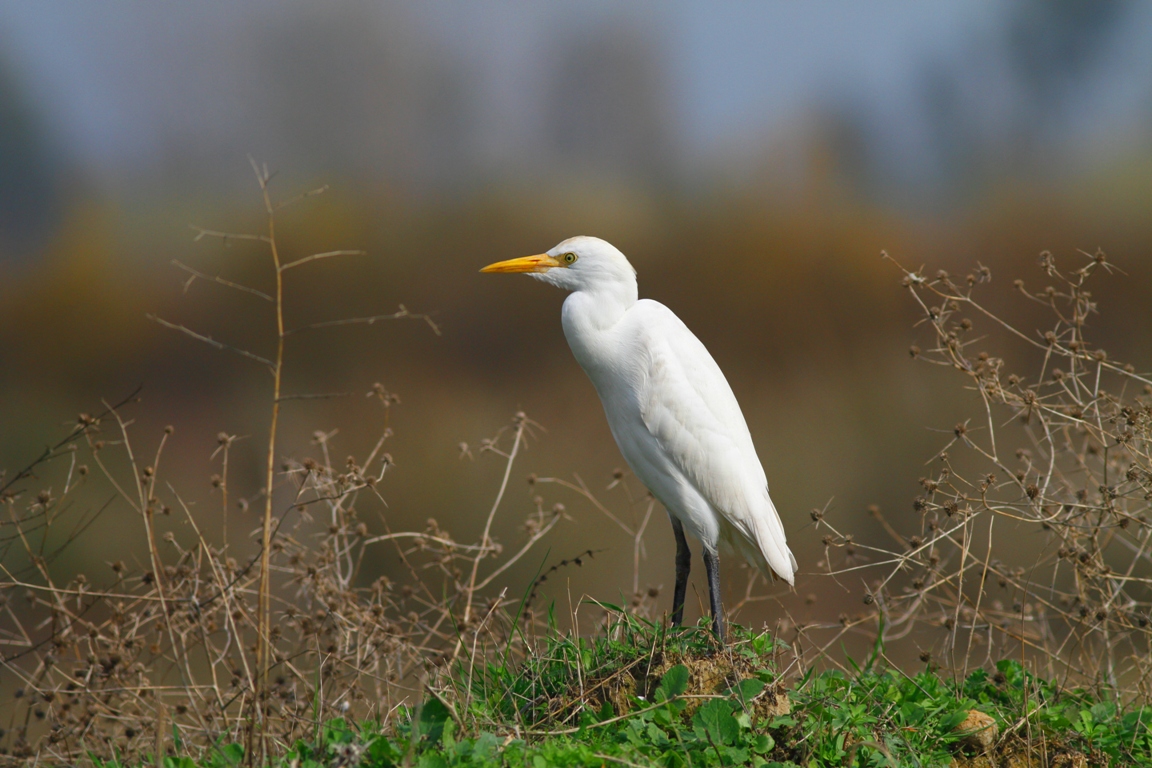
[
  {"x1": 0, "y1": 167, "x2": 1148, "y2": 765},
  {"x1": 794, "y1": 249, "x2": 1152, "y2": 703},
  {"x1": 0, "y1": 167, "x2": 569, "y2": 765}
]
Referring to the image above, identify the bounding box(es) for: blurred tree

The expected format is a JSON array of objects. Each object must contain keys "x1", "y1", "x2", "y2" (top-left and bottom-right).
[
  {"x1": 1006, "y1": 0, "x2": 1133, "y2": 113},
  {"x1": 543, "y1": 23, "x2": 673, "y2": 184},
  {"x1": 254, "y1": 5, "x2": 478, "y2": 192},
  {"x1": 0, "y1": 47, "x2": 62, "y2": 262},
  {"x1": 915, "y1": 0, "x2": 1138, "y2": 200}
]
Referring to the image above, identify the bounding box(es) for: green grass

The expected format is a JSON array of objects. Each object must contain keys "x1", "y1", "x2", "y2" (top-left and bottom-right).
[{"x1": 97, "y1": 615, "x2": 1152, "y2": 768}]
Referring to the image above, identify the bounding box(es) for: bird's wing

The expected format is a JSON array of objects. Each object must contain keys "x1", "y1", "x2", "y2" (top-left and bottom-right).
[{"x1": 632, "y1": 300, "x2": 795, "y2": 583}]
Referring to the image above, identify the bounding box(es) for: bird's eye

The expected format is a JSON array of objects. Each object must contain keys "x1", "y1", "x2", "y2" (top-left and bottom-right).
[{"x1": 563, "y1": 252, "x2": 577, "y2": 265}]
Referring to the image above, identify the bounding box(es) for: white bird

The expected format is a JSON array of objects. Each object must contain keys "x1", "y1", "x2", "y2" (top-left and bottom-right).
[{"x1": 482, "y1": 236, "x2": 795, "y2": 640}]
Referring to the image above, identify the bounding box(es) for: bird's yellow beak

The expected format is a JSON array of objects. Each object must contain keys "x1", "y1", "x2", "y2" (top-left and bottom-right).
[{"x1": 480, "y1": 254, "x2": 561, "y2": 273}]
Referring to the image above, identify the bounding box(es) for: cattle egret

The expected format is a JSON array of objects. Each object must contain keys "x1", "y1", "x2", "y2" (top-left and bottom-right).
[{"x1": 482, "y1": 236, "x2": 795, "y2": 640}]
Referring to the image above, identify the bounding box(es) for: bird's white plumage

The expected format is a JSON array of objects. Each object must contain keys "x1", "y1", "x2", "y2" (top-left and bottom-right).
[{"x1": 521, "y1": 236, "x2": 795, "y2": 585}]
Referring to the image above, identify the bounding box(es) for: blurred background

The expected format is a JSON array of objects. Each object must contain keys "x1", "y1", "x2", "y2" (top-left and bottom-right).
[{"x1": 2, "y1": 1, "x2": 1152, "y2": 635}]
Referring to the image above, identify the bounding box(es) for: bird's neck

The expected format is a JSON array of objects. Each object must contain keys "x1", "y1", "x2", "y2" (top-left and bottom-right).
[
  {"x1": 560, "y1": 284, "x2": 637, "y2": 380},
  {"x1": 563, "y1": 282, "x2": 637, "y2": 331}
]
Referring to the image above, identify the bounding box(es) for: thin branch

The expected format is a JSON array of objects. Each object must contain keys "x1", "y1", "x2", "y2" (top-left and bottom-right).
[
  {"x1": 279, "y1": 250, "x2": 365, "y2": 272},
  {"x1": 284, "y1": 304, "x2": 441, "y2": 336},
  {"x1": 275, "y1": 392, "x2": 352, "y2": 402},
  {"x1": 171, "y1": 259, "x2": 272, "y2": 302},
  {"x1": 275, "y1": 184, "x2": 329, "y2": 211},
  {"x1": 147, "y1": 315, "x2": 274, "y2": 372},
  {"x1": 189, "y1": 225, "x2": 268, "y2": 244}
]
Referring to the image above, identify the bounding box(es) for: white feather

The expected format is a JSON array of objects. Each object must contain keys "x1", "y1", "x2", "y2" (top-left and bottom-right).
[{"x1": 537, "y1": 237, "x2": 795, "y2": 585}]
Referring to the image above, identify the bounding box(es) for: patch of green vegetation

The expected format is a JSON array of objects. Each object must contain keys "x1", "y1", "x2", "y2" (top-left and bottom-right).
[{"x1": 97, "y1": 615, "x2": 1152, "y2": 767}]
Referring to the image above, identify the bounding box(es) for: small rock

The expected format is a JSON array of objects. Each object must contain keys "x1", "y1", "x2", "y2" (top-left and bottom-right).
[{"x1": 954, "y1": 710, "x2": 998, "y2": 753}]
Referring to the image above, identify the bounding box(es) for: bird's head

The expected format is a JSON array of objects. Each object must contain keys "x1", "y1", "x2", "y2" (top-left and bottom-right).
[{"x1": 481, "y1": 236, "x2": 637, "y2": 294}]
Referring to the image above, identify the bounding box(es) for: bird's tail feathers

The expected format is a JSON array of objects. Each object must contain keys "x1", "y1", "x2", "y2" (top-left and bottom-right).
[{"x1": 722, "y1": 496, "x2": 795, "y2": 587}]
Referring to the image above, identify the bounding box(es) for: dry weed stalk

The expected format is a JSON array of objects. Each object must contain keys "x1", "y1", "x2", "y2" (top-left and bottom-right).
[
  {"x1": 0, "y1": 169, "x2": 585, "y2": 764},
  {"x1": 5, "y1": 178, "x2": 1147, "y2": 765},
  {"x1": 798, "y1": 250, "x2": 1151, "y2": 702}
]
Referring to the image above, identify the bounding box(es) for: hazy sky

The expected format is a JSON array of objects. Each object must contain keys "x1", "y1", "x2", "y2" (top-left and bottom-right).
[{"x1": 0, "y1": 2, "x2": 1149, "y2": 194}]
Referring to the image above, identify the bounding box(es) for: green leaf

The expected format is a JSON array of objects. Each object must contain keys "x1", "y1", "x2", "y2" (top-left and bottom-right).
[
  {"x1": 418, "y1": 753, "x2": 447, "y2": 768},
  {"x1": 219, "y1": 743, "x2": 243, "y2": 766},
  {"x1": 753, "y1": 733, "x2": 776, "y2": 754},
  {"x1": 751, "y1": 632, "x2": 776, "y2": 657},
  {"x1": 658, "y1": 664, "x2": 690, "y2": 700},
  {"x1": 899, "y1": 702, "x2": 926, "y2": 726},
  {"x1": 418, "y1": 698, "x2": 451, "y2": 744},
  {"x1": 1090, "y1": 701, "x2": 1116, "y2": 723},
  {"x1": 940, "y1": 709, "x2": 969, "y2": 732},
  {"x1": 693, "y1": 698, "x2": 740, "y2": 746},
  {"x1": 730, "y1": 677, "x2": 766, "y2": 708},
  {"x1": 474, "y1": 732, "x2": 501, "y2": 758}
]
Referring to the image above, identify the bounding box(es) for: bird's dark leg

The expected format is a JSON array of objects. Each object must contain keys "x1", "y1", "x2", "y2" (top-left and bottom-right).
[
  {"x1": 670, "y1": 515, "x2": 691, "y2": 627},
  {"x1": 702, "y1": 548, "x2": 724, "y2": 642}
]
